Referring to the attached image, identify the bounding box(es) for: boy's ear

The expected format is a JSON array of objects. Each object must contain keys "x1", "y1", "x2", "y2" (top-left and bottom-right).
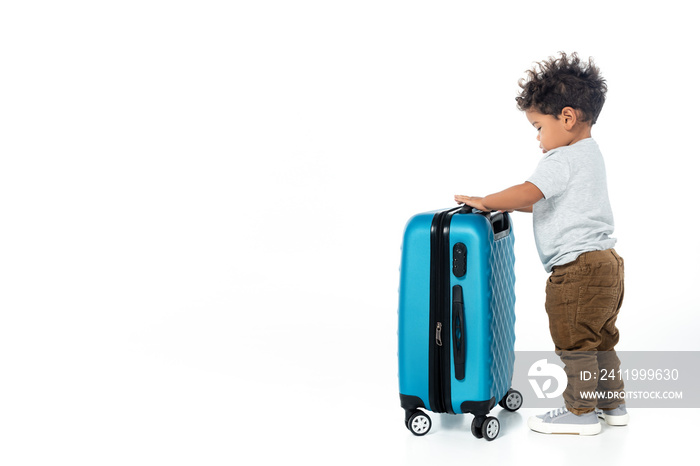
[{"x1": 560, "y1": 107, "x2": 577, "y2": 130}]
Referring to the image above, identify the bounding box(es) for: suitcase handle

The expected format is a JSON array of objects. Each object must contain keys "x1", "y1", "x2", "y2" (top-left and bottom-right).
[
  {"x1": 490, "y1": 212, "x2": 511, "y2": 240},
  {"x1": 452, "y1": 285, "x2": 466, "y2": 381},
  {"x1": 454, "y1": 205, "x2": 511, "y2": 240}
]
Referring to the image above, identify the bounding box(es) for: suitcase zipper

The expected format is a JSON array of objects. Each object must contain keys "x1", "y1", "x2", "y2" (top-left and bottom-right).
[
  {"x1": 428, "y1": 207, "x2": 461, "y2": 415},
  {"x1": 429, "y1": 210, "x2": 446, "y2": 413}
]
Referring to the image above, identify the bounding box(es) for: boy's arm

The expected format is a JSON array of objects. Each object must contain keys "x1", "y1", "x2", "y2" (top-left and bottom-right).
[{"x1": 454, "y1": 182, "x2": 543, "y2": 212}]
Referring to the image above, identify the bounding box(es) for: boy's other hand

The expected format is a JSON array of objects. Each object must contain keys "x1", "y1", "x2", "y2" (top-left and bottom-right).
[{"x1": 454, "y1": 195, "x2": 488, "y2": 212}]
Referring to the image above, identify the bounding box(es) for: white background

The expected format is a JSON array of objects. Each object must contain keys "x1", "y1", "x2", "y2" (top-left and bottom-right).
[{"x1": 1, "y1": 1, "x2": 698, "y2": 464}]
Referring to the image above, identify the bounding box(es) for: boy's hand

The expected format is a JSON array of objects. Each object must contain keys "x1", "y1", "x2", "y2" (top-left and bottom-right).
[
  {"x1": 455, "y1": 183, "x2": 542, "y2": 213},
  {"x1": 454, "y1": 195, "x2": 489, "y2": 212}
]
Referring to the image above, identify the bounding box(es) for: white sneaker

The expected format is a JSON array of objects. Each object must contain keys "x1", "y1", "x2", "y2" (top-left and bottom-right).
[
  {"x1": 595, "y1": 404, "x2": 629, "y2": 426},
  {"x1": 528, "y1": 407, "x2": 601, "y2": 435}
]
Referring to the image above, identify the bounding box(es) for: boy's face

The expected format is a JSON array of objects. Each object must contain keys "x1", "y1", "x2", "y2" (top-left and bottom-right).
[{"x1": 525, "y1": 109, "x2": 572, "y2": 153}]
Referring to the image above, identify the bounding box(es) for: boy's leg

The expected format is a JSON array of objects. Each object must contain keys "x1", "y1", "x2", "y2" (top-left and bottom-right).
[
  {"x1": 555, "y1": 350, "x2": 598, "y2": 415},
  {"x1": 545, "y1": 256, "x2": 596, "y2": 415},
  {"x1": 596, "y1": 250, "x2": 625, "y2": 409},
  {"x1": 544, "y1": 250, "x2": 624, "y2": 415},
  {"x1": 596, "y1": 349, "x2": 624, "y2": 408}
]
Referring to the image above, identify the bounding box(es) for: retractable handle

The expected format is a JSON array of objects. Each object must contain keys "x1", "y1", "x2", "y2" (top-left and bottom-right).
[{"x1": 453, "y1": 205, "x2": 511, "y2": 240}]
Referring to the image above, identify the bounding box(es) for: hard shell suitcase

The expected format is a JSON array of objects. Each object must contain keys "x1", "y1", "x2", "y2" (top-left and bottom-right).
[{"x1": 397, "y1": 206, "x2": 522, "y2": 440}]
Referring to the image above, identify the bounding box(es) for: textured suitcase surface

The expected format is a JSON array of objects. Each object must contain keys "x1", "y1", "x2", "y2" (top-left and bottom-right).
[{"x1": 397, "y1": 206, "x2": 521, "y2": 439}]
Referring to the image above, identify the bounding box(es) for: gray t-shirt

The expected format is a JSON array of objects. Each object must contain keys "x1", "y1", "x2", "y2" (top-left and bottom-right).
[{"x1": 527, "y1": 138, "x2": 616, "y2": 272}]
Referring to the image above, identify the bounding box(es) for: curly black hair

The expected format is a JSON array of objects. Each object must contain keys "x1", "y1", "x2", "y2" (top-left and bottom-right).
[{"x1": 516, "y1": 52, "x2": 607, "y2": 125}]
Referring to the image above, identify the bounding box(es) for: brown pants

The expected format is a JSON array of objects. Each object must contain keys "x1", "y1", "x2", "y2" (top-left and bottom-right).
[{"x1": 545, "y1": 249, "x2": 625, "y2": 414}]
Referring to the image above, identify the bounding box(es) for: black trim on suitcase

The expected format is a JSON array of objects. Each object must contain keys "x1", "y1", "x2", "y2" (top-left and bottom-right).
[
  {"x1": 428, "y1": 207, "x2": 464, "y2": 414},
  {"x1": 428, "y1": 210, "x2": 447, "y2": 413},
  {"x1": 461, "y1": 397, "x2": 496, "y2": 417},
  {"x1": 400, "y1": 394, "x2": 426, "y2": 423}
]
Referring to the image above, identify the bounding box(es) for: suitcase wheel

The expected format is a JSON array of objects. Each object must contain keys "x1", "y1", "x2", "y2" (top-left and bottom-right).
[
  {"x1": 471, "y1": 416, "x2": 484, "y2": 439},
  {"x1": 481, "y1": 417, "x2": 500, "y2": 441},
  {"x1": 499, "y1": 389, "x2": 523, "y2": 412},
  {"x1": 406, "y1": 411, "x2": 431, "y2": 436},
  {"x1": 472, "y1": 415, "x2": 500, "y2": 441}
]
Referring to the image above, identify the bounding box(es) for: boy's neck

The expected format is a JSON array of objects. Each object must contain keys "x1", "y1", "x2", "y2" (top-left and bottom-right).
[{"x1": 567, "y1": 123, "x2": 592, "y2": 147}]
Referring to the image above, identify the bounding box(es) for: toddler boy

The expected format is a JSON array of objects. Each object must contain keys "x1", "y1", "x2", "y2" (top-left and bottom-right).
[{"x1": 455, "y1": 52, "x2": 628, "y2": 435}]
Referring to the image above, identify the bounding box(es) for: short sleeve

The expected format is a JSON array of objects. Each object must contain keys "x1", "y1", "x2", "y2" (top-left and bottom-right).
[{"x1": 527, "y1": 151, "x2": 570, "y2": 199}]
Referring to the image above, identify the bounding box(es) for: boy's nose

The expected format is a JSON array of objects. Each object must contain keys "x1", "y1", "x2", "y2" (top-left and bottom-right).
[{"x1": 536, "y1": 134, "x2": 540, "y2": 141}]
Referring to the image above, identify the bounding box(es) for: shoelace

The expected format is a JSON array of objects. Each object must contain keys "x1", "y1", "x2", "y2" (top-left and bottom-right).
[{"x1": 548, "y1": 407, "x2": 568, "y2": 419}]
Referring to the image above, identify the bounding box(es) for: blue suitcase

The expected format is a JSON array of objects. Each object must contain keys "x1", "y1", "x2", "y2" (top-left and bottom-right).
[{"x1": 398, "y1": 206, "x2": 522, "y2": 440}]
